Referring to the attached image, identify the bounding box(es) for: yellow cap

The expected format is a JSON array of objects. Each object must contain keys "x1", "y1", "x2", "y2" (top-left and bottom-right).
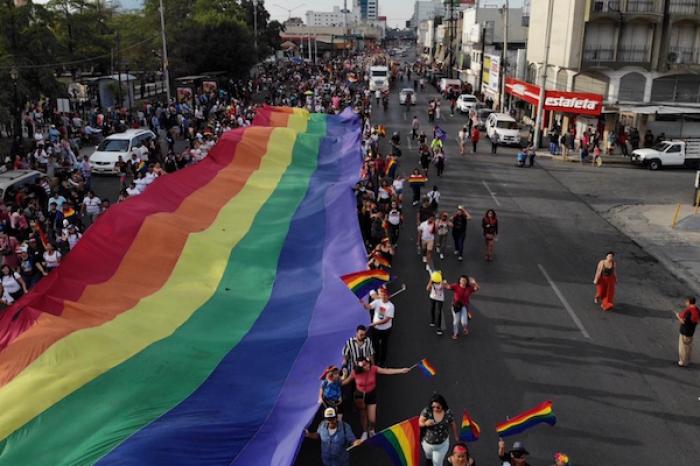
[{"x1": 431, "y1": 271, "x2": 443, "y2": 283}]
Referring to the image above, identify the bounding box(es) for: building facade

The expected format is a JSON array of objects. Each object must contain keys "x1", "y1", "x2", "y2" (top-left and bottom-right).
[
  {"x1": 306, "y1": 7, "x2": 347, "y2": 27},
  {"x1": 527, "y1": 0, "x2": 700, "y2": 137},
  {"x1": 354, "y1": 0, "x2": 379, "y2": 21}
]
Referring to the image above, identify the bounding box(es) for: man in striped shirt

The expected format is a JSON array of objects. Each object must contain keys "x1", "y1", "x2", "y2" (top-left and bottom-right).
[{"x1": 341, "y1": 325, "x2": 375, "y2": 376}]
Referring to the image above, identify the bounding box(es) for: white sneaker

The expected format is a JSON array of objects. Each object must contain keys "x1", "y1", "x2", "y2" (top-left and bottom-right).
[
  {"x1": 360, "y1": 432, "x2": 368, "y2": 441},
  {"x1": 453, "y1": 250, "x2": 458, "y2": 255},
  {"x1": 368, "y1": 429, "x2": 376, "y2": 437},
  {"x1": 440, "y1": 253, "x2": 444, "y2": 259},
  {"x1": 422, "y1": 256, "x2": 427, "y2": 263}
]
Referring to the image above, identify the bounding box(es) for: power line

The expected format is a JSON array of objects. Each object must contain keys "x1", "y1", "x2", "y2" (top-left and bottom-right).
[{"x1": 0, "y1": 35, "x2": 159, "y2": 71}]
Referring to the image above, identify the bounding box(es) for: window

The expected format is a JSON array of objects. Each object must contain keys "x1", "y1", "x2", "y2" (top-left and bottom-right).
[
  {"x1": 666, "y1": 144, "x2": 682, "y2": 153},
  {"x1": 496, "y1": 120, "x2": 518, "y2": 129},
  {"x1": 97, "y1": 139, "x2": 129, "y2": 152}
]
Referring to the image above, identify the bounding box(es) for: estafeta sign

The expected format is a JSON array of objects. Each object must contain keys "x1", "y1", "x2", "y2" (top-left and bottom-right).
[
  {"x1": 505, "y1": 78, "x2": 603, "y2": 116},
  {"x1": 543, "y1": 91, "x2": 603, "y2": 116}
]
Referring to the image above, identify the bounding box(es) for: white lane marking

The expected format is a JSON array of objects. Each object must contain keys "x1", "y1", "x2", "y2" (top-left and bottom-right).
[
  {"x1": 403, "y1": 112, "x2": 407, "y2": 121},
  {"x1": 537, "y1": 264, "x2": 591, "y2": 339},
  {"x1": 482, "y1": 180, "x2": 501, "y2": 206},
  {"x1": 407, "y1": 136, "x2": 413, "y2": 150}
]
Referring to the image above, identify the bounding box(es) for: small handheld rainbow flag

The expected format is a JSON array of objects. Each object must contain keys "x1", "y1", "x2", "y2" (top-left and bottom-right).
[
  {"x1": 408, "y1": 175, "x2": 428, "y2": 185},
  {"x1": 416, "y1": 358, "x2": 436, "y2": 377},
  {"x1": 496, "y1": 401, "x2": 557, "y2": 438},
  {"x1": 385, "y1": 158, "x2": 398, "y2": 178},
  {"x1": 460, "y1": 411, "x2": 481, "y2": 442},
  {"x1": 361, "y1": 416, "x2": 421, "y2": 466},
  {"x1": 369, "y1": 251, "x2": 391, "y2": 268},
  {"x1": 341, "y1": 269, "x2": 391, "y2": 298}
]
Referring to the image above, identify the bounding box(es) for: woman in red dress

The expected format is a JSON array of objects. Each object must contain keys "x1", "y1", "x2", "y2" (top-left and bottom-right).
[{"x1": 593, "y1": 251, "x2": 617, "y2": 311}]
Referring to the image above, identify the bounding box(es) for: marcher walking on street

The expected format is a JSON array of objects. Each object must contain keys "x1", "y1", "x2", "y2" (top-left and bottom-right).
[
  {"x1": 304, "y1": 407, "x2": 361, "y2": 466},
  {"x1": 458, "y1": 126, "x2": 468, "y2": 155},
  {"x1": 435, "y1": 212, "x2": 450, "y2": 259},
  {"x1": 471, "y1": 126, "x2": 480, "y2": 153},
  {"x1": 676, "y1": 296, "x2": 699, "y2": 367},
  {"x1": 452, "y1": 206, "x2": 471, "y2": 262},
  {"x1": 362, "y1": 288, "x2": 395, "y2": 365},
  {"x1": 482, "y1": 209, "x2": 498, "y2": 262},
  {"x1": 341, "y1": 356, "x2": 410, "y2": 439},
  {"x1": 419, "y1": 394, "x2": 459, "y2": 466},
  {"x1": 593, "y1": 251, "x2": 617, "y2": 311},
  {"x1": 444, "y1": 275, "x2": 479, "y2": 339},
  {"x1": 426, "y1": 271, "x2": 446, "y2": 335}
]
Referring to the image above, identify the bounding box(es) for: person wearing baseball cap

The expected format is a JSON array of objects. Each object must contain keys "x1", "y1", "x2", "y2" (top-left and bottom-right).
[
  {"x1": 362, "y1": 286, "x2": 395, "y2": 365},
  {"x1": 304, "y1": 407, "x2": 361, "y2": 466},
  {"x1": 426, "y1": 270, "x2": 445, "y2": 335},
  {"x1": 498, "y1": 439, "x2": 531, "y2": 466},
  {"x1": 448, "y1": 442, "x2": 475, "y2": 465}
]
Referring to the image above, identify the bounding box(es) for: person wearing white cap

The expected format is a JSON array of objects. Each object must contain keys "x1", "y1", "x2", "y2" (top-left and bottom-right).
[{"x1": 303, "y1": 407, "x2": 360, "y2": 466}]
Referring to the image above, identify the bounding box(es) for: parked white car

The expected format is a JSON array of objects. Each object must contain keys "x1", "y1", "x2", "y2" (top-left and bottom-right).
[
  {"x1": 486, "y1": 113, "x2": 521, "y2": 146},
  {"x1": 456, "y1": 94, "x2": 478, "y2": 113},
  {"x1": 0, "y1": 170, "x2": 44, "y2": 204},
  {"x1": 89, "y1": 129, "x2": 156, "y2": 174},
  {"x1": 399, "y1": 88, "x2": 415, "y2": 105}
]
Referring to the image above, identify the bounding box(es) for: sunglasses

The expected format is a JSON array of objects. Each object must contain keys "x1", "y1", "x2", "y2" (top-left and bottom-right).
[{"x1": 512, "y1": 452, "x2": 526, "y2": 459}]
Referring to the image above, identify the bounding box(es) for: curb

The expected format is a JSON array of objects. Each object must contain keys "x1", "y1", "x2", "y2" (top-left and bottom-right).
[{"x1": 535, "y1": 152, "x2": 631, "y2": 165}]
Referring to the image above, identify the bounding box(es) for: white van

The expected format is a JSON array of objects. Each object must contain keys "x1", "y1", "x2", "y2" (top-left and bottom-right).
[
  {"x1": 486, "y1": 113, "x2": 521, "y2": 146},
  {"x1": 89, "y1": 129, "x2": 156, "y2": 174},
  {"x1": 368, "y1": 66, "x2": 389, "y2": 92},
  {"x1": 439, "y1": 78, "x2": 462, "y2": 96}
]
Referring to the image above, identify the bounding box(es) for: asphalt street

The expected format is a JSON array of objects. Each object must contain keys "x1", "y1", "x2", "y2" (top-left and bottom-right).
[{"x1": 296, "y1": 66, "x2": 700, "y2": 465}]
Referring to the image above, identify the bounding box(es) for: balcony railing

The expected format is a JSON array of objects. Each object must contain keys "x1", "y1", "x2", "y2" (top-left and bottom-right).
[
  {"x1": 669, "y1": 46, "x2": 700, "y2": 64},
  {"x1": 626, "y1": 0, "x2": 658, "y2": 13},
  {"x1": 618, "y1": 47, "x2": 649, "y2": 62},
  {"x1": 583, "y1": 48, "x2": 615, "y2": 62},
  {"x1": 669, "y1": 0, "x2": 700, "y2": 15},
  {"x1": 592, "y1": 0, "x2": 621, "y2": 12}
]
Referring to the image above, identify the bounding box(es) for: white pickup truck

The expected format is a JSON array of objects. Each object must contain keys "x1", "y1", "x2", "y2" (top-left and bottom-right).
[{"x1": 631, "y1": 139, "x2": 700, "y2": 170}]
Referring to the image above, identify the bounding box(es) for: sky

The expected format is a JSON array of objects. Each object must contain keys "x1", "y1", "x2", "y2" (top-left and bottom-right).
[{"x1": 267, "y1": 0, "x2": 522, "y2": 29}]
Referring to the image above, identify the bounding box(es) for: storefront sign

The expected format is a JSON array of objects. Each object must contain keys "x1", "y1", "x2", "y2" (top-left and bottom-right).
[
  {"x1": 543, "y1": 91, "x2": 603, "y2": 116},
  {"x1": 505, "y1": 77, "x2": 603, "y2": 116}
]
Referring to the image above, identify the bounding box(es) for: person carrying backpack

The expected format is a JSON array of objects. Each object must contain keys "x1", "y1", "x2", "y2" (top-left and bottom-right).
[{"x1": 304, "y1": 407, "x2": 361, "y2": 466}]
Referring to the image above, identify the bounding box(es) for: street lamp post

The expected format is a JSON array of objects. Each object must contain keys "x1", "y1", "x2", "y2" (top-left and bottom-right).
[{"x1": 10, "y1": 66, "x2": 21, "y2": 146}]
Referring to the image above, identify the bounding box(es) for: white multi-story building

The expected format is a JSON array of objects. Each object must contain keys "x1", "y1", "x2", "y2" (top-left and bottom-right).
[
  {"x1": 527, "y1": 0, "x2": 700, "y2": 137},
  {"x1": 306, "y1": 6, "x2": 347, "y2": 27}
]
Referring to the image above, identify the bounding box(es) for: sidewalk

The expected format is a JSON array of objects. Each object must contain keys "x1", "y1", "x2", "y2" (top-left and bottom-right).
[
  {"x1": 536, "y1": 151, "x2": 631, "y2": 165},
  {"x1": 605, "y1": 203, "x2": 700, "y2": 296}
]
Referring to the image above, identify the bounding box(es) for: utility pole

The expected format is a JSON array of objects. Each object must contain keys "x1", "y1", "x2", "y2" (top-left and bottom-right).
[
  {"x1": 500, "y1": 0, "x2": 509, "y2": 112},
  {"x1": 253, "y1": 0, "x2": 259, "y2": 56},
  {"x1": 478, "y1": 26, "x2": 486, "y2": 97},
  {"x1": 116, "y1": 31, "x2": 122, "y2": 108},
  {"x1": 448, "y1": 0, "x2": 455, "y2": 79},
  {"x1": 308, "y1": 33, "x2": 312, "y2": 61},
  {"x1": 159, "y1": 0, "x2": 172, "y2": 102},
  {"x1": 533, "y1": 0, "x2": 554, "y2": 149}
]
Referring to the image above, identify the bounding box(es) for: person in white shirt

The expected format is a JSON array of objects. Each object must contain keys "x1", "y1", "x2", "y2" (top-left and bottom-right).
[
  {"x1": 81, "y1": 190, "x2": 101, "y2": 225},
  {"x1": 134, "y1": 173, "x2": 149, "y2": 193},
  {"x1": 62, "y1": 225, "x2": 82, "y2": 250},
  {"x1": 43, "y1": 242, "x2": 62, "y2": 270},
  {"x1": 361, "y1": 288, "x2": 395, "y2": 365},
  {"x1": 426, "y1": 271, "x2": 446, "y2": 335},
  {"x1": 418, "y1": 216, "x2": 436, "y2": 264},
  {"x1": 457, "y1": 126, "x2": 469, "y2": 155},
  {"x1": 427, "y1": 185, "x2": 441, "y2": 209},
  {"x1": 0, "y1": 283, "x2": 14, "y2": 307},
  {"x1": 126, "y1": 181, "x2": 140, "y2": 197}
]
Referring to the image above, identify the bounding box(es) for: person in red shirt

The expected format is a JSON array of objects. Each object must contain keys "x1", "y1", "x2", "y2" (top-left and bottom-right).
[
  {"x1": 341, "y1": 356, "x2": 410, "y2": 440},
  {"x1": 676, "y1": 296, "x2": 699, "y2": 367},
  {"x1": 444, "y1": 275, "x2": 480, "y2": 340},
  {"x1": 471, "y1": 126, "x2": 480, "y2": 153}
]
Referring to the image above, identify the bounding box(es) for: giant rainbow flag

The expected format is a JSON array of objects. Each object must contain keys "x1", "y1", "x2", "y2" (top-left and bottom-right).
[{"x1": 0, "y1": 106, "x2": 368, "y2": 465}]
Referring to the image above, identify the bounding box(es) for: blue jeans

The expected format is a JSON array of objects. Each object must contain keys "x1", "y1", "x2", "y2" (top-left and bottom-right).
[
  {"x1": 549, "y1": 141, "x2": 558, "y2": 155},
  {"x1": 452, "y1": 305, "x2": 468, "y2": 336}
]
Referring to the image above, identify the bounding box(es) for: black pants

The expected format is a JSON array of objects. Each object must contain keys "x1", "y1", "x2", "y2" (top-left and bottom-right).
[
  {"x1": 472, "y1": 141, "x2": 478, "y2": 152},
  {"x1": 528, "y1": 153, "x2": 536, "y2": 167},
  {"x1": 372, "y1": 328, "x2": 391, "y2": 365},
  {"x1": 436, "y1": 160, "x2": 444, "y2": 176},
  {"x1": 430, "y1": 299, "x2": 443, "y2": 327},
  {"x1": 453, "y1": 230, "x2": 465, "y2": 257},
  {"x1": 388, "y1": 224, "x2": 400, "y2": 245},
  {"x1": 412, "y1": 185, "x2": 421, "y2": 202}
]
